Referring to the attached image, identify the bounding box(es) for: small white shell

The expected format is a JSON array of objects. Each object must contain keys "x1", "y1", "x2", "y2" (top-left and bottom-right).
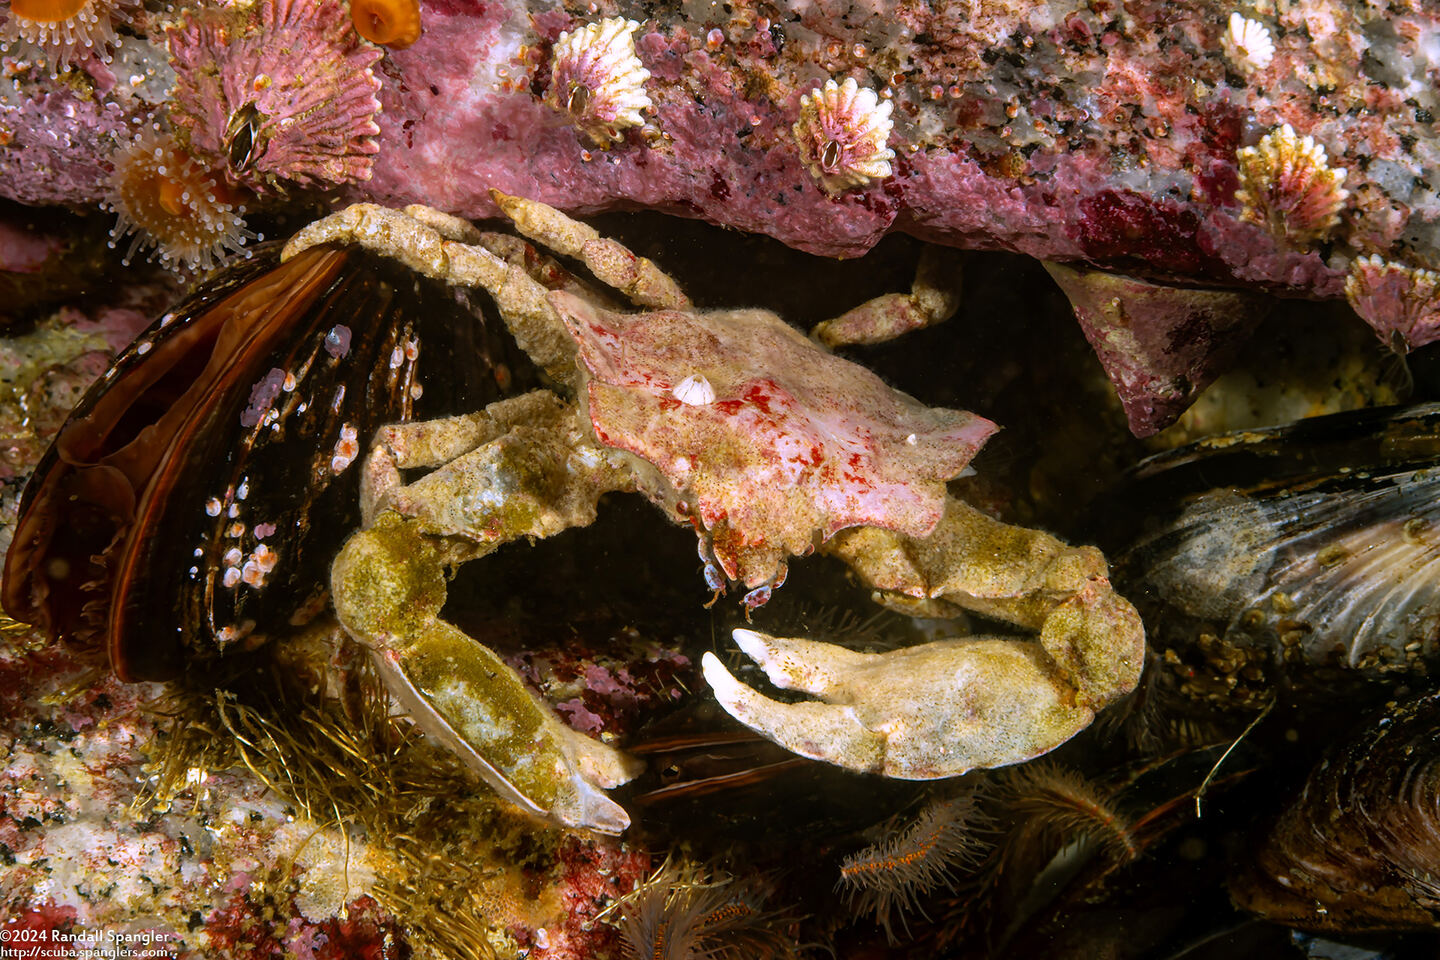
[
  {"x1": 549, "y1": 17, "x2": 653, "y2": 147},
  {"x1": 672, "y1": 373, "x2": 716, "y2": 406},
  {"x1": 1221, "y1": 12, "x2": 1274, "y2": 76},
  {"x1": 793, "y1": 77, "x2": 896, "y2": 195}
]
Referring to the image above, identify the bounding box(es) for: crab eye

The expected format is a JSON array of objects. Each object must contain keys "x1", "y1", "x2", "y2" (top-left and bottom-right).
[{"x1": 2, "y1": 242, "x2": 500, "y2": 680}]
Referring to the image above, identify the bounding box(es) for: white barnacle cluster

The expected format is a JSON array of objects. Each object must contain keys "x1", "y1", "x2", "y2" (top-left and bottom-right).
[
  {"x1": 793, "y1": 77, "x2": 896, "y2": 195},
  {"x1": 1235, "y1": 123, "x2": 1349, "y2": 246},
  {"x1": 548, "y1": 17, "x2": 653, "y2": 147},
  {"x1": 1222, "y1": 12, "x2": 1274, "y2": 77}
]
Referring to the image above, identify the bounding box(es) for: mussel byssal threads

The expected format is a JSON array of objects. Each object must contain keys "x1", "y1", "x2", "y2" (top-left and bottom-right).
[
  {"x1": 349, "y1": 0, "x2": 421, "y2": 49},
  {"x1": 107, "y1": 129, "x2": 252, "y2": 271},
  {"x1": 2, "y1": 0, "x2": 126, "y2": 71}
]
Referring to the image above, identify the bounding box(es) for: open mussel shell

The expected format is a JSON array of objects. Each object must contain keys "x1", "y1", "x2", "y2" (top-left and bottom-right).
[
  {"x1": 1230, "y1": 689, "x2": 1440, "y2": 932},
  {"x1": 2, "y1": 242, "x2": 496, "y2": 680},
  {"x1": 1093, "y1": 403, "x2": 1440, "y2": 673}
]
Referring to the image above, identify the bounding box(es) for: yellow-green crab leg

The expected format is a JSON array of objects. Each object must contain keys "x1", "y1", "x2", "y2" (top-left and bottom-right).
[{"x1": 331, "y1": 512, "x2": 642, "y2": 834}]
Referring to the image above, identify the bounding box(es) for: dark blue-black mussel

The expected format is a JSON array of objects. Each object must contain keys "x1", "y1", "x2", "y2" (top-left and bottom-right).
[
  {"x1": 1092, "y1": 403, "x2": 1440, "y2": 679},
  {"x1": 2, "y1": 242, "x2": 500, "y2": 680}
]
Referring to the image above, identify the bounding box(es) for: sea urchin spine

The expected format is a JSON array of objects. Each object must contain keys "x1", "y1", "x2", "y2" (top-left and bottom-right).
[
  {"x1": 547, "y1": 17, "x2": 653, "y2": 148},
  {"x1": 793, "y1": 77, "x2": 896, "y2": 195},
  {"x1": 1234, "y1": 123, "x2": 1349, "y2": 247},
  {"x1": 107, "y1": 128, "x2": 251, "y2": 271}
]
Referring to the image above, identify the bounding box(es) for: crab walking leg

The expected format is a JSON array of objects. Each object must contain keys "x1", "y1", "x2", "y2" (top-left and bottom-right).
[
  {"x1": 702, "y1": 631, "x2": 1095, "y2": 778},
  {"x1": 333, "y1": 514, "x2": 641, "y2": 833},
  {"x1": 811, "y1": 246, "x2": 965, "y2": 348},
  {"x1": 281, "y1": 203, "x2": 581, "y2": 386},
  {"x1": 283, "y1": 203, "x2": 453, "y2": 279},
  {"x1": 490, "y1": 189, "x2": 691, "y2": 310},
  {"x1": 335, "y1": 400, "x2": 643, "y2": 832},
  {"x1": 359, "y1": 391, "x2": 569, "y2": 527}
]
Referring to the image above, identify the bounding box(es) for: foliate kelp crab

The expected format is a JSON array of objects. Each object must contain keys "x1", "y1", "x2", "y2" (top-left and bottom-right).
[{"x1": 4, "y1": 193, "x2": 1145, "y2": 835}]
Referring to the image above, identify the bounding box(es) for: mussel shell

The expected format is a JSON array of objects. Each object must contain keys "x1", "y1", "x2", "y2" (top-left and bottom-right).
[
  {"x1": 3, "y1": 243, "x2": 495, "y2": 680},
  {"x1": 1230, "y1": 689, "x2": 1440, "y2": 932},
  {"x1": 1094, "y1": 404, "x2": 1440, "y2": 672}
]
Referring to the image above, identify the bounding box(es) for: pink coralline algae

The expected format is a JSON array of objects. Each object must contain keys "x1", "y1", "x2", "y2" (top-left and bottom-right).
[
  {"x1": 2, "y1": 0, "x2": 1440, "y2": 430},
  {"x1": 548, "y1": 290, "x2": 998, "y2": 592},
  {"x1": 0, "y1": 84, "x2": 141, "y2": 206},
  {"x1": 1345, "y1": 255, "x2": 1440, "y2": 352},
  {"x1": 166, "y1": 0, "x2": 382, "y2": 191},
  {"x1": 1044, "y1": 262, "x2": 1273, "y2": 437}
]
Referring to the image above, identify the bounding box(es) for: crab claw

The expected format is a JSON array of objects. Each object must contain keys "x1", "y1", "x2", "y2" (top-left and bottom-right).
[{"x1": 701, "y1": 628, "x2": 1096, "y2": 778}]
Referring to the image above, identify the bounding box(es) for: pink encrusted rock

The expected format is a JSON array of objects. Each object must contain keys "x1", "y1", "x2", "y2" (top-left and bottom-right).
[
  {"x1": 0, "y1": 84, "x2": 141, "y2": 205},
  {"x1": 1044, "y1": 262, "x2": 1273, "y2": 436},
  {"x1": 0, "y1": 212, "x2": 60, "y2": 272},
  {"x1": 548, "y1": 290, "x2": 999, "y2": 592},
  {"x1": 167, "y1": 0, "x2": 382, "y2": 191},
  {"x1": 2, "y1": 0, "x2": 1439, "y2": 428}
]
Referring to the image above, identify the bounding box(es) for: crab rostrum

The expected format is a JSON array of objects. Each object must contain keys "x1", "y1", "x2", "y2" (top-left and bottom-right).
[{"x1": 283, "y1": 192, "x2": 1145, "y2": 833}]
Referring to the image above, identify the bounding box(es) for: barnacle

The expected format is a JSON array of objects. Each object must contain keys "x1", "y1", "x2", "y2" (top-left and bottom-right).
[
  {"x1": 349, "y1": 0, "x2": 421, "y2": 49},
  {"x1": 0, "y1": 0, "x2": 127, "y2": 71},
  {"x1": 1234, "y1": 123, "x2": 1349, "y2": 246},
  {"x1": 547, "y1": 17, "x2": 653, "y2": 148},
  {"x1": 793, "y1": 77, "x2": 896, "y2": 195},
  {"x1": 1221, "y1": 12, "x2": 1274, "y2": 76},
  {"x1": 167, "y1": 0, "x2": 383, "y2": 191},
  {"x1": 106, "y1": 128, "x2": 251, "y2": 271},
  {"x1": 1344, "y1": 254, "x2": 1440, "y2": 351},
  {"x1": 670, "y1": 373, "x2": 715, "y2": 406}
]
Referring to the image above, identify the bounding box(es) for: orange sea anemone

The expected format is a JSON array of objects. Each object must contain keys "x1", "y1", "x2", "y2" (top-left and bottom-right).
[
  {"x1": 1, "y1": 0, "x2": 127, "y2": 71},
  {"x1": 349, "y1": 0, "x2": 420, "y2": 49},
  {"x1": 107, "y1": 128, "x2": 252, "y2": 272}
]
